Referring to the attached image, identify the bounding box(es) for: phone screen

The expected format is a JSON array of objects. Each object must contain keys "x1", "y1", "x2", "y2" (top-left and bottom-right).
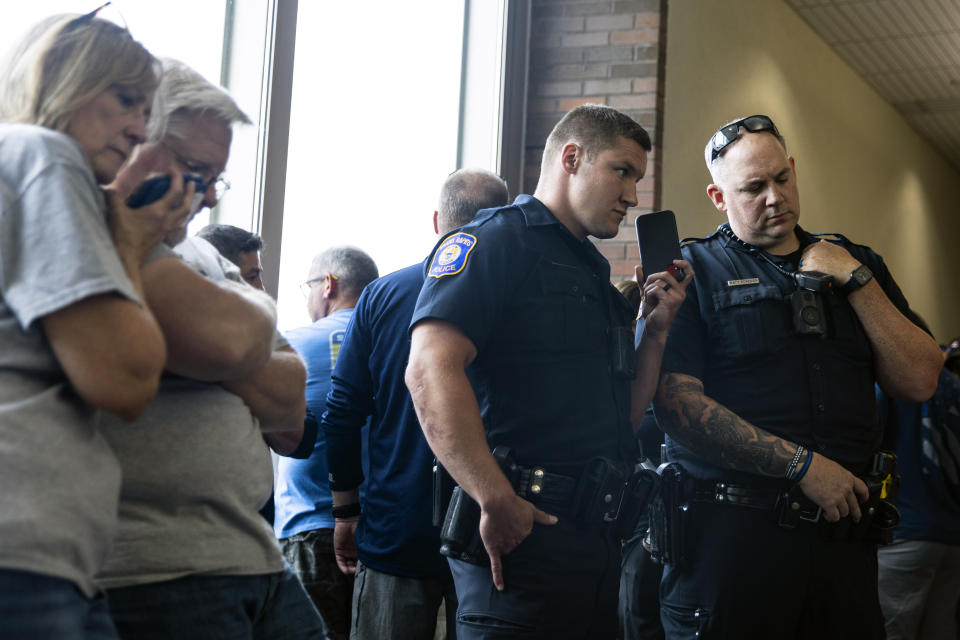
[{"x1": 634, "y1": 210, "x2": 681, "y2": 276}]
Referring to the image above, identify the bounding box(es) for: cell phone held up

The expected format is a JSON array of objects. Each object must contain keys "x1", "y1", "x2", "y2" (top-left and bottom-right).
[
  {"x1": 635, "y1": 210, "x2": 684, "y2": 282},
  {"x1": 126, "y1": 173, "x2": 206, "y2": 209}
]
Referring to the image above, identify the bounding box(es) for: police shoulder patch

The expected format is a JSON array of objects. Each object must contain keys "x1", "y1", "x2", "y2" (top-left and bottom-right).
[{"x1": 428, "y1": 232, "x2": 478, "y2": 279}]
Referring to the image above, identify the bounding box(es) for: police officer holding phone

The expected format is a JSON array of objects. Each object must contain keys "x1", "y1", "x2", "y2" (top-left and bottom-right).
[
  {"x1": 652, "y1": 115, "x2": 943, "y2": 639},
  {"x1": 405, "y1": 105, "x2": 692, "y2": 639}
]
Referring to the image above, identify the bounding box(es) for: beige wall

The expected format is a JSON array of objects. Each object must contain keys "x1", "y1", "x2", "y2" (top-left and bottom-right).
[{"x1": 661, "y1": 0, "x2": 960, "y2": 343}]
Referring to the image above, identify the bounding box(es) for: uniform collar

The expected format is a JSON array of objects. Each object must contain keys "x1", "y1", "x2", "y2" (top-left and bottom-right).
[
  {"x1": 513, "y1": 194, "x2": 602, "y2": 251},
  {"x1": 715, "y1": 221, "x2": 815, "y2": 253},
  {"x1": 512, "y1": 194, "x2": 610, "y2": 271},
  {"x1": 512, "y1": 194, "x2": 566, "y2": 228}
]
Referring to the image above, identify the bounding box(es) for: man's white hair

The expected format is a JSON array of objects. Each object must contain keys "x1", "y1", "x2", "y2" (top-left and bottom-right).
[{"x1": 147, "y1": 58, "x2": 250, "y2": 142}]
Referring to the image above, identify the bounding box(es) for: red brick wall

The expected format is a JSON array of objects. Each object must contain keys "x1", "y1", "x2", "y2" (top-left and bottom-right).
[{"x1": 523, "y1": 0, "x2": 668, "y2": 280}]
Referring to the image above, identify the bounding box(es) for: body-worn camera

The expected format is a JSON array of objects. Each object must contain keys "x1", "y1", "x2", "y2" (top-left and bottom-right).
[{"x1": 789, "y1": 270, "x2": 833, "y2": 337}]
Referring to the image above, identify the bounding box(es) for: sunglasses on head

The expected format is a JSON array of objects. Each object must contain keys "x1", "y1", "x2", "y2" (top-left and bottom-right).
[
  {"x1": 709, "y1": 115, "x2": 781, "y2": 162},
  {"x1": 64, "y1": 2, "x2": 129, "y2": 34}
]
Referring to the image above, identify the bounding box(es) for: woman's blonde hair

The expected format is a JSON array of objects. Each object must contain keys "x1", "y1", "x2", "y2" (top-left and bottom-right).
[{"x1": 0, "y1": 13, "x2": 160, "y2": 133}]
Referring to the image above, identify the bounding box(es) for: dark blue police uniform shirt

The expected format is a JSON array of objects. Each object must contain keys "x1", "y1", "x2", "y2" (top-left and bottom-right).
[
  {"x1": 661, "y1": 222, "x2": 920, "y2": 480},
  {"x1": 409, "y1": 194, "x2": 637, "y2": 472},
  {"x1": 322, "y1": 262, "x2": 447, "y2": 579}
]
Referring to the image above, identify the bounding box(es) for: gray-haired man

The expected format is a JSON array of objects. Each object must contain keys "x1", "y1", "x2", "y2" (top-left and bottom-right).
[
  {"x1": 275, "y1": 246, "x2": 379, "y2": 640},
  {"x1": 97, "y1": 59, "x2": 327, "y2": 638}
]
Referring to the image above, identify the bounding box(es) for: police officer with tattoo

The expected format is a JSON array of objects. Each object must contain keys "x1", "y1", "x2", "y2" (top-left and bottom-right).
[
  {"x1": 405, "y1": 105, "x2": 692, "y2": 639},
  {"x1": 651, "y1": 115, "x2": 943, "y2": 638}
]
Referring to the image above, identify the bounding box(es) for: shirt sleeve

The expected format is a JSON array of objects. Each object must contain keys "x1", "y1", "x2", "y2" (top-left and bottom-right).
[
  {"x1": 409, "y1": 221, "x2": 519, "y2": 352},
  {"x1": 659, "y1": 246, "x2": 710, "y2": 382},
  {"x1": 1, "y1": 158, "x2": 139, "y2": 330},
  {"x1": 173, "y1": 236, "x2": 244, "y2": 284},
  {"x1": 323, "y1": 291, "x2": 375, "y2": 491}
]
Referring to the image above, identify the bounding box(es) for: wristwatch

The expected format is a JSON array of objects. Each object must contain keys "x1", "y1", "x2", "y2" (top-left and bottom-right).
[{"x1": 841, "y1": 264, "x2": 873, "y2": 295}]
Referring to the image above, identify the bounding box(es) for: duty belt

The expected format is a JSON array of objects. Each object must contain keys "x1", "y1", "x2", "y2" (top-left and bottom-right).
[
  {"x1": 493, "y1": 447, "x2": 659, "y2": 537},
  {"x1": 691, "y1": 480, "x2": 821, "y2": 526},
  {"x1": 512, "y1": 466, "x2": 578, "y2": 511}
]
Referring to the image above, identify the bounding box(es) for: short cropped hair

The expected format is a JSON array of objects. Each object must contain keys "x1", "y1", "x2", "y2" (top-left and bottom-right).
[
  {"x1": 308, "y1": 246, "x2": 379, "y2": 300},
  {"x1": 147, "y1": 58, "x2": 250, "y2": 142},
  {"x1": 0, "y1": 14, "x2": 159, "y2": 133},
  {"x1": 196, "y1": 224, "x2": 263, "y2": 266},
  {"x1": 543, "y1": 105, "x2": 652, "y2": 167},
  {"x1": 437, "y1": 169, "x2": 509, "y2": 232}
]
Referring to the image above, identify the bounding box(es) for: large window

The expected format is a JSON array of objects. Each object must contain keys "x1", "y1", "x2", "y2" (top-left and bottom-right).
[
  {"x1": 2, "y1": 0, "x2": 267, "y2": 231},
  {"x1": 2, "y1": 2, "x2": 226, "y2": 81},
  {"x1": 5, "y1": 1, "x2": 514, "y2": 332},
  {"x1": 275, "y1": 2, "x2": 466, "y2": 329}
]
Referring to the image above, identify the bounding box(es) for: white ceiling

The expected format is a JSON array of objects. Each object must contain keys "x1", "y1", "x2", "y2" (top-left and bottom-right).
[{"x1": 785, "y1": 0, "x2": 960, "y2": 169}]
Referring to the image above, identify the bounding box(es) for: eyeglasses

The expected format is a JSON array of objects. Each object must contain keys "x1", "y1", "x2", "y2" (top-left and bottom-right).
[
  {"x1": 300, "y1": 274, "x2": 338, "y2": 298},
  {"x1": 708, "y1": 115, "x2": 781, "y2": 162},
  {"x1": 168, "y1": 149, "x2": 231, "y2": 200}
]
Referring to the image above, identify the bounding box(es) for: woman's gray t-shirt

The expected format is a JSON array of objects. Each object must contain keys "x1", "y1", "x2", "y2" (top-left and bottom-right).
[{"x1": 0, "y1": 123, "x2": 140, "y2": 597}]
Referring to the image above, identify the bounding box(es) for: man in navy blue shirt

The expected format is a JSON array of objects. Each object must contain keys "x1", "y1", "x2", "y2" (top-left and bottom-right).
[
  {"x1": 323, "y1": 168, "x2": 508, "y2": 639},
  {"x1": 405, "y1": 105, "x2": 692, "y2": 639},
  {"x1": 652, "y1": 115, "x2": 942, "y2": 638},
  {"x1": 275, "y1": 246, "x2": 378, "y2": 640}
]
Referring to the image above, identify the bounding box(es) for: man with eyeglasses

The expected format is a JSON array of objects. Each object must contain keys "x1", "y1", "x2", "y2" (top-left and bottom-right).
[
  {"x1": 320, "y1": 169, "x2": 508, "y2": 640},
  {"x1": 96, "y1": 59, "x2": 328, "y2": 638},
  {"x1": 651, "y1": 114, "x2": 942, "y2": 638},
  {"x1": 275, "y1": 246, "x2": 379, "y2": 640}
]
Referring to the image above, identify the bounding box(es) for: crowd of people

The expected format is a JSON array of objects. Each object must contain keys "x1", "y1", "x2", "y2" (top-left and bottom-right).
[{"x1": 0, "y1": 9, "x2": 958, "y2": 640}]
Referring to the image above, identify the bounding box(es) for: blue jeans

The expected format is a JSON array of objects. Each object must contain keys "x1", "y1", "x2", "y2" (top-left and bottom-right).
[
  {"x1": 106, "y1": 566, "x2": 328, "y2": 639},
  {"x1": 0, "y1": 568, "x2": 118, "y2": 639}
]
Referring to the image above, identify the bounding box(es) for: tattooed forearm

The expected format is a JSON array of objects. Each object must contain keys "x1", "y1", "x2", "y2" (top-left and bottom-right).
[{"x1": 654, "y1": 372, "x2": 797, "y2": 478}]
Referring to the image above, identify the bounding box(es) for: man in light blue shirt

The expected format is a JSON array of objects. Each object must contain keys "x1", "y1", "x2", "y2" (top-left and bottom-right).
[{"x1": 275, "y1": 246, "x2": 378, "y2": 640}]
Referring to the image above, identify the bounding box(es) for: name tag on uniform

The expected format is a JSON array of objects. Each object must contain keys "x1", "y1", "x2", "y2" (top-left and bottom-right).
[
  {"x1": 428, "y1": 232, "x2": 478, "y2": 278},
  {"x1": 726, "y1": 277, "x2": 760, "y2": 287}
]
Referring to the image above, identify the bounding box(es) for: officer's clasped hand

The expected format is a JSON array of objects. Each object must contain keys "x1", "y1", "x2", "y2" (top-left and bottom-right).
[
  {"x1": 796, "y1": 451, "x2": 870, "y2": 523},
  {"x1": 799, "y1": 240, "x2": 861, "y2": 283}
]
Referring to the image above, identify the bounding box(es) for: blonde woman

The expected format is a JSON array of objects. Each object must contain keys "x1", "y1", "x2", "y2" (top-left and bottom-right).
[{"x1": 0, "y1": 10, "x2": 193, "y2": 637}]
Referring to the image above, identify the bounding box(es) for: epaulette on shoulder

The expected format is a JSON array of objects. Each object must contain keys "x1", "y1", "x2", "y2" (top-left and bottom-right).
[{"x1": 470, "y1": 204, "x2": 518, "y2": 228}]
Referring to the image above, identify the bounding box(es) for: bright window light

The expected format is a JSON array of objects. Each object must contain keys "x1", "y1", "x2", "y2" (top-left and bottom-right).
[{"x1": 276, "y1": 1, "x2": 466, "y2": 330}]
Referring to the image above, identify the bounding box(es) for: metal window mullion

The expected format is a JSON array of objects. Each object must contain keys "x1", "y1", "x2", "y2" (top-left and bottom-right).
[{"x1": 255, "y1": 0, "x2": 298, "y2": 299}]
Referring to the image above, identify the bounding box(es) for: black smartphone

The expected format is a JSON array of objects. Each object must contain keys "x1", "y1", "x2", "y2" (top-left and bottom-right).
[
  {"x1": 635, "y1": 209, "x2": 683, "y2": 281},
  {"x1": 126, "y1": 173, "x2": 206, "y2": 208}
]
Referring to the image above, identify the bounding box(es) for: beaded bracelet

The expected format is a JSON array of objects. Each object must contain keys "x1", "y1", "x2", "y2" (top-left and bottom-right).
[
  {"x1": 786, "y1": 444, "x2": 805, "y2": 480},
  {"x1": 793, "y1": 449, "x2": 814, "y2": 483}
]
